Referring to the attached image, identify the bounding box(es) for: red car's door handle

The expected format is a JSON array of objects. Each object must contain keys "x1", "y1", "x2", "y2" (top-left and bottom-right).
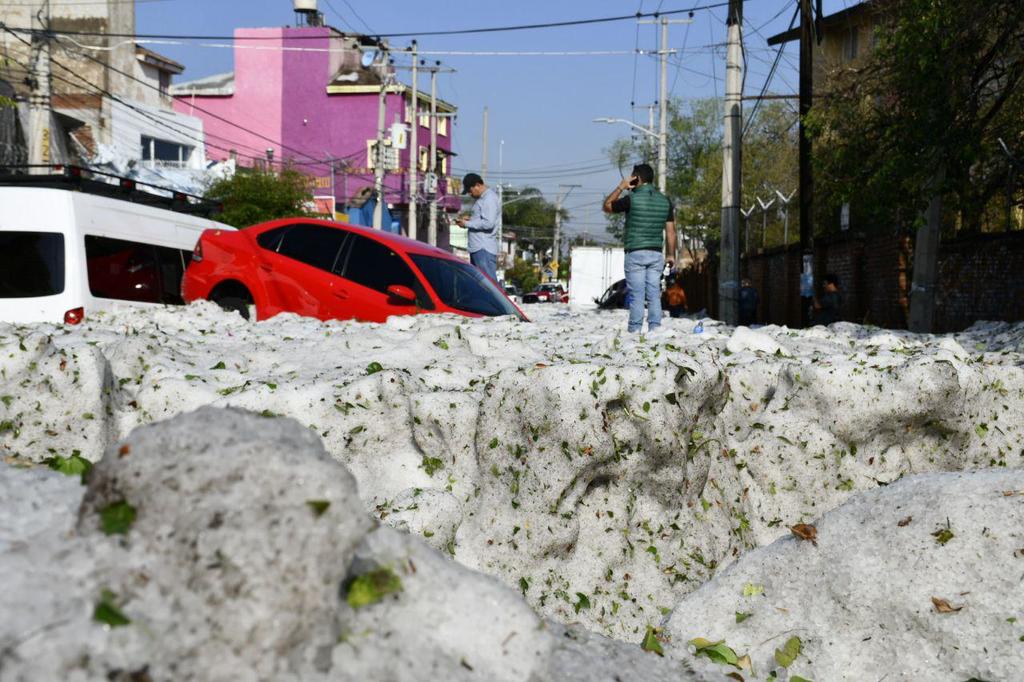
[
  {"x1": 259, "y1": 263, "x2": 273, "y2": 273},
  {"x1": 334, "y1": 288, "x2": 349, "y2": 300}
]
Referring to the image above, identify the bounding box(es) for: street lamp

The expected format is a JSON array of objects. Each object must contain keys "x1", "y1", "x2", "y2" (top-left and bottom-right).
[{"x1": 593, "y1": 117, "x2": 667, "y2": 194}]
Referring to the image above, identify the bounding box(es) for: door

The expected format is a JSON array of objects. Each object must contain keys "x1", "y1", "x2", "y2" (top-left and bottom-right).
[
  {"x1": 255, "y1": 224, "x2": 348, "y2": 319},
  {"x1": 336, "y1": 234, "x2": 433, "y2": 322}
]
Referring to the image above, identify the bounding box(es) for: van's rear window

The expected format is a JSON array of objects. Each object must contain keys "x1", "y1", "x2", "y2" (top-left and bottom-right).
[{"x1": 0, "y1": 232, "x2": 65, "y2": 298}]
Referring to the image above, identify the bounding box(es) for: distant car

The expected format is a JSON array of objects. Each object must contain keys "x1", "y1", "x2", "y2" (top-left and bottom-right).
[
  {"x1": 503, "y1": 283, "x2": 522, "y2": 302},
  {"x1": 595, "y1": 278, "x2": 629, "y2": 310},
  {"x1": 522, "y1": 283, "x2": 566, "y2": 304},
  {"x1": 182, "y1": 218, "x2": 527, "y2": 323}
]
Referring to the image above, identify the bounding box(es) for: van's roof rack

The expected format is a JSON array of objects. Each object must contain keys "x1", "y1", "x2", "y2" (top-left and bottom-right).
[{"x1": 0, "y1": 164, "x2": 223, "y2": 218}]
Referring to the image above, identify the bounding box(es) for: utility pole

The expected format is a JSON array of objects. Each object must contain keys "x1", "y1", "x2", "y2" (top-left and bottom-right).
[
  {"x1": 481, "y1": 106, "x2": 489, "y2": 181},
  {"x1": 798, "y1": 0, "x2": 815, "y2": 325},
  {"x1": 373, "y1": 54, "x2": 391, "y2": 230},
  {"x1": 553, "y1": 184, "x2": 581, "y2": 273},
  {"x1": 28, "y1": 0, "x2": 52, "y2": 175},
  {"x1": 638, "y1": 15, "x2": 691, "y2": 195},
  {"x1": 427, "y1": 61, "x2": 439, "y2": 246},
  {"x1": 497, "y1": 138, "x2": 504, "y2": 274},
  {"x1": 407, "y1": 42, "x2": 419, "y2": 239},
  {"x1": 718, "y1": 0, "x2": 743, "y2": 325}
]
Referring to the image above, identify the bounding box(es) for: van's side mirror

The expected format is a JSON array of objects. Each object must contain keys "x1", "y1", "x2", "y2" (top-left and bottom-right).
[{"x1": 386, "y1": 284, "x2": 416, "y2": 304}]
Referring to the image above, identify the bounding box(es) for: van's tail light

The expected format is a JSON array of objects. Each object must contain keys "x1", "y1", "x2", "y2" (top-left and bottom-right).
[
  {"x1": 192, "y1": 238, "x2": 203, "y2": 262},
  {"x1": 64, "y1": 307, "x2": 84, "y2": 325}
]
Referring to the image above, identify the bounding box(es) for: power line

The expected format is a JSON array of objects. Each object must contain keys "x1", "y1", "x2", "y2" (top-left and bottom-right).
[{"x1": 0, "y1": 2, "x2": 753, "y2": 42}]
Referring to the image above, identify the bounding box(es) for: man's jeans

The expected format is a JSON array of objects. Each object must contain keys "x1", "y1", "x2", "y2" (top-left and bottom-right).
[
  {"x1": 624, "y1": 249, "x2": 664, "y2": 332},
  {"x1": 470, "y1": 249, "x2": 498, "y2": 283}
]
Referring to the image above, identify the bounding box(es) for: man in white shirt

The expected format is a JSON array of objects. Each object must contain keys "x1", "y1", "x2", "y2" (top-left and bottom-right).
[{"x1": 457, "y1": 172, "x2": 500, "y2": 282}]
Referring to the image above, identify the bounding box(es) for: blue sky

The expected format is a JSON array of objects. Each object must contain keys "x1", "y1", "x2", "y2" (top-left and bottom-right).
[{"x1": 138, "y1": 0, "x2": 854, "y2": 239}]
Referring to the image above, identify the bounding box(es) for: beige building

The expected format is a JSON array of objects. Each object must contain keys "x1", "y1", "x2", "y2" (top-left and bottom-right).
[
  {"x1": 0, "y1": 0, "x2": 204, "y2": 169},
  {"x1": 767, "y1": 1, "x2": 885, "y2": 89}
]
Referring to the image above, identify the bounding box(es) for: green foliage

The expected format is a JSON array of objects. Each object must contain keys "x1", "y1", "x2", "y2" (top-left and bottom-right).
[
  {"x1": 204, "y1": 167, "x2": 315, "y2": 228},
  {"x1": 345, "y1": 567, "x2": 403, "y2": 609},
  {"x1": 640, "y1": 625, "x2": 665, "y2": 656},
  {"x1": 45, "y1": 452, "x2": 92, "y2": 478},
  {"x1": 365, "y1": 362, "x2": 383, "y2": 375},
  {"x1": 806, "y1": 0, "x2": 1024, "y2": 234},
  {"x1": 502, "y1": 187, "x2": 568, "y2": 259},
  {"x1": 99, "y1": 501, "x2": 137, "y2": 535},
  {"x1": 606, "y1": 98, "x2": 798, "y2": 250},
  {"x1": 421, "y1": 455, "x2": 444, "y2": 476},
  {"x1": 689, "y1": 637, "x2": 743, "y2": 667},
  {"x1": 735, "y1": 611, "x2": 752, "y2": 623},
  {"x1": 504, "y1": 257, "x2": 539, "y2": 293},
  {"x1": 93, "y1": 589, "x2": 131, "y2": 627},
  {"x1": 573, "y1": 592, "x2": 591, "y2": 613},
  {"x1": 306, "y1": 500, "x2": 331, "y2": 517},
  {"x1": 774, "y1": 635, "x2": 802, "y2": 668}
]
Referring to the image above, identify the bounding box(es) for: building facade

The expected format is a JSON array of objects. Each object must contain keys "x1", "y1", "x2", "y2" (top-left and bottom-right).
[
  {"x1": 0, "y1": 0, "x2": 207, "y2": 172},
  {"x1": 171, "y1": 26, "x2": 460, "y2": 238}
]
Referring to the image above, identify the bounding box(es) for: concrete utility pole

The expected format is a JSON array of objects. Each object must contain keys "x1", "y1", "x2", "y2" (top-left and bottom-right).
[
  {"x1": 407, "y1": 42, "x2": 418, "y2": 239},
  {"x1": 908, "y1": 167, "x2": 944, "y2": 333},
  {"x1": 427, "y1": 61, "x2": 439, "y2": 246},
  {"x1": 718, "y1": 0, "x2": 743, "y2": 325},
  {"x1": 798, "y1": 0, "x2": 816, "y2": 325},
  {"x1": 28, "y1": 0, "x2": 52, "y2": 174},
  {"x1": 638, "y1": 15, "x2": 691, "y2": 194},
  {"x1": 373, "y1": 54, "x2": 391, "y2": 230},
  {"x1": 553, "y1": 184, "x2": 581, "y2": 271},
  {"x1": 481, "y1": 106, "x2": 489, "y2": 181}
]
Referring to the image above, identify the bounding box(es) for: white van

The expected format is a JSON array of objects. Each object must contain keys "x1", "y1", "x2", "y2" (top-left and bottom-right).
[{"x1": 0, "y1": 185, "x2": 234, "y2": 324}]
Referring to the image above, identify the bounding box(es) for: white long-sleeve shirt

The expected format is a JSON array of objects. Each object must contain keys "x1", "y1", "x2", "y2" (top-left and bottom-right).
[{"x1": 465, "y1": 187, "x2": 500, "y2": 255}]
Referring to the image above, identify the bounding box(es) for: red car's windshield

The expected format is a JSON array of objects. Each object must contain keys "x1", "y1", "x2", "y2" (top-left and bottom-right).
[{"x1": 410, "y1": 255, "x2": 525, "y2": 320}]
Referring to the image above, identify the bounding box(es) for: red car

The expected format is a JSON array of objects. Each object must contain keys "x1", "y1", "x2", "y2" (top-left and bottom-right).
[{"x1": 182, "y1": 218, "x2": 526, "y2": 323}]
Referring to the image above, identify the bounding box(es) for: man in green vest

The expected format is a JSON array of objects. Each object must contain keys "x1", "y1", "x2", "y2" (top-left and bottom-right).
[{"x1": 603, "y1": 163, "x2": 676, "y2": 333}]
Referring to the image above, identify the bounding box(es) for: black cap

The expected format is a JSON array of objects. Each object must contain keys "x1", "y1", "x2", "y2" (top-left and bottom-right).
[{"x1": 462, "y1": 172, "x2": 484, "y2": 194}]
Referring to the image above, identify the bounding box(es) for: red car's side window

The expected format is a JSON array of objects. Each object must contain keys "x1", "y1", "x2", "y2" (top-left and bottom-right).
[
  {"x1": 339, "y1": 234, "x2": 434, "y2": 309},
  {"x1": 258, "y1": 224, "x2": 348, "y2": 274}
]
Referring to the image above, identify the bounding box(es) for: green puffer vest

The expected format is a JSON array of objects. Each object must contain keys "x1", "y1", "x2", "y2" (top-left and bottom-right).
[{"x1": 624, "y1": 184, "x2": 670, "y2": 252}]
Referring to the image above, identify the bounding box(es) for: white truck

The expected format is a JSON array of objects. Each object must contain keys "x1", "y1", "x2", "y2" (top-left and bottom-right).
[{"x1": 568, "y1": 246, "x2": 625, "y2": 308}]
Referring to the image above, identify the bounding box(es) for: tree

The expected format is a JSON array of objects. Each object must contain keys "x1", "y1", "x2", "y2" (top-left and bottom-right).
[
  {"x1": 204, "y1": 167, "x2": 315, "y2": 228},
  {"x1": 501, "y1": 187, "x2": 568, "y2": 261},
  {"x1": 606, "y1": 98, "x2": 798, "y2": 253},
  {"x1": 806, "y1": 0, "x2": 1024, "y2": 234},
  {"x1": 504, "y1": 257, "x2": 539, "y2": 293}
]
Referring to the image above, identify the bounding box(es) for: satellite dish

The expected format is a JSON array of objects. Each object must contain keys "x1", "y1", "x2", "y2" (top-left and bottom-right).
[{"x1": 361, "y1": 50, "x2": 377, "y2": 68}]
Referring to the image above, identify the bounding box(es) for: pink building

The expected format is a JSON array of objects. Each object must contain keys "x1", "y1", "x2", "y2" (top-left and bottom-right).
[{"x1": 171, "y1": 26, "x2": 459, "y2": 239}]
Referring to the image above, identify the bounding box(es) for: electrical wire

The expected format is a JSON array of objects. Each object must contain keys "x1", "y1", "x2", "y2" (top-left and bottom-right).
[{"x1": 0, "y1": 2, "x2": 755, "y2": 41}]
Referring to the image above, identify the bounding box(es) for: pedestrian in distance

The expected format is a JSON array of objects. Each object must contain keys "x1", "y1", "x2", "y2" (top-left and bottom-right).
[
  {"x1": 602, "y1": 163, "x2": 676, "y2": 333},
  {"x1": 457, "y1": 172, "x2": 500, "y2": 283},
  {"x1": 814, "y1": 273, "x2": 842, "y2": 325},
  {"x1": 663, "y1": 273, "x2": 688, "y2": 318},
  {"x1": 738, "y1": 277, "x2": 759, "y2": 326}
]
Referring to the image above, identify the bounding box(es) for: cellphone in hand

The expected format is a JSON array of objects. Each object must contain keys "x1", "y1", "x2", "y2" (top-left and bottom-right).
[{"x1": 628, "y1": 175, "x2": 639, "y2": 188}]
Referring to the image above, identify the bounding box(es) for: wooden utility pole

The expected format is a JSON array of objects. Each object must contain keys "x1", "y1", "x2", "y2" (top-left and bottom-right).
[
  {"x1": 28, "y1": 0, "x2": 52, "y2": 174},
  {"x1": 798, "y1": 0, "x2": 815, "y2": 325},
  {"x1": 718, "y1": 0, "x2": 743, "y2": 325},
  {"x1": 407, "y1": 42, "x2": 419, "y2": 239}
]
